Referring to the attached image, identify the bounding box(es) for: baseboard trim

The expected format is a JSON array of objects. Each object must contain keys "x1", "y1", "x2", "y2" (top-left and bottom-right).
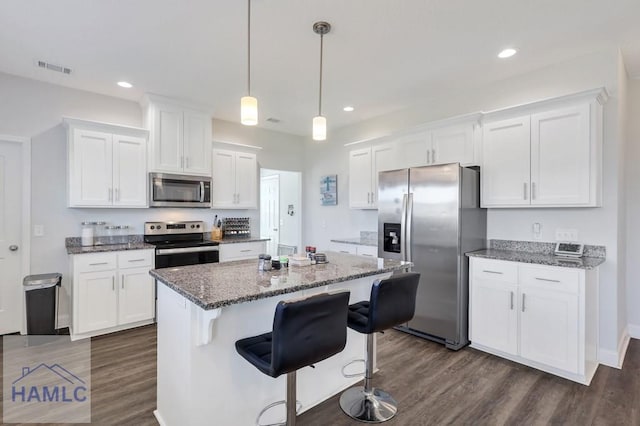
[
  {"x1": 628, "y1": 324, "x2": 640, "y2": 339},
  {"x1": 599, "y1": 327, "x2": 630, "y2": 369}
]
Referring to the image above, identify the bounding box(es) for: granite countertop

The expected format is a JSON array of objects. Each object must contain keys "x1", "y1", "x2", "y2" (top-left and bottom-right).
[
  {"x1": 66, "y1": 235, "x2": 154, "y2": 255},
  {"x1": 150, "y1": 252, "x2": 412, "y2": 310},
  {"x1": 466, "y1": 249, "x2": 605, "y2": 270},
  {"x1": 208, "y1": 237, "x2": 270, "y2": 244}
]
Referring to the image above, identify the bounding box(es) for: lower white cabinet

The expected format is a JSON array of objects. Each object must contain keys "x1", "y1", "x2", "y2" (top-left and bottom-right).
[
  {"x1": 328, "y1": 242, "x2": 378, "y2": 258},
  {"x1": 469, "y1": 257, "x2": 598, "y2": 384},
  {"x1": 219, "y1": 241, "x2": 267, "y2": 262},
  {"x1": 69, "y1": 249, "x2": 155, "y2": 340}
]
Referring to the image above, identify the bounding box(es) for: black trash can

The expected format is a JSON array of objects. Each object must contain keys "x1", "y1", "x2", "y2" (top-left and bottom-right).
[{"x1": 23, "y1": 273, "x2": 62, "y2": 335}]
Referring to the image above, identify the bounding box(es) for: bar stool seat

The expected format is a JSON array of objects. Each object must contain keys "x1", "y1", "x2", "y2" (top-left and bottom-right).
[
  {"x1": 236, "y1": 291, "x2": 351, "y2": 426},
  {"x1": 340, "y1": 272, "x2": 420, "y2": 423}
]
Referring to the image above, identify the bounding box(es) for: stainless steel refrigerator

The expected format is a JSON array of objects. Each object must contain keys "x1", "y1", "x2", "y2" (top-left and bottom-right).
[{"x1": 378, "y1": 163, "x2": 486, "y2": 350}]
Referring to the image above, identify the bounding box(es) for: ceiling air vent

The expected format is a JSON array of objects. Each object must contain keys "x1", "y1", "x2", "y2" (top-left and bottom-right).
[
  {"x1": 266, "y1": 117, "x2": 281, "y2": 123},
  {"x1": 36, "y1": 60, "x2": 72, "y2": 75}
]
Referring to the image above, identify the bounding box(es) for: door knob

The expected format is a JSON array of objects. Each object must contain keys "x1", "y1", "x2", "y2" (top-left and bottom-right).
[
  {"x1": 9, "y1": 245, "x2": 18, "y2": 252},
  {"x1": 273, "y1": 228, "x2": 278, "y2": 231}
]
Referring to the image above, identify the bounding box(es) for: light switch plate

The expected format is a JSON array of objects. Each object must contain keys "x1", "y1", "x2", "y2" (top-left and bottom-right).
[
  {"x1": 33, "y1": 225, "x2": 44, "y2": 237},
  {"x1": 555, "y1": 228, "x2": 578, "y2": 242}
]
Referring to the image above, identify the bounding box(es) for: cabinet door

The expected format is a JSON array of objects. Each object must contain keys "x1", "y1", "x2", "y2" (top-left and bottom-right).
[
  {"x1": 530, "y1": 104, "x2": 591, "y2": 206},
  {"x1": 76, "y1": 270, "x2": 118, "y2": 333},
  {"x1": 183, "y1": 109, "x2": 212, "y2": 176},
  {"x1": 118, "y1": 267, "x2": 155, "y2": 325},
  {"x1": 113, "y1": 135, "x2": 147, "y2": 207},
  {"x1": 328, "y1": 242, "x2": 357, "y2": 255},
  {"x1": 481, "y1": 116, "x2": 531, "y2": 207},
  {"x1": 396, "y1": 131, "x2": 430, "y2": 168},
  {"x1": 470, "y1": 278, "x2": 518, "y2": 355},
  {"x1": 211, "y1": 149, "x2": 237, "y2": 208},
  {"x1": 519, "y1": 285, "x2": 579, "y2": 373},
  {"x1": 152, "y1": 103, "x2": 183, "y2": 173},
  {"x1": 69, "y1": 129, "x2": 113, "y2": 207},
  {"x1": 431, "y1": 123, "x2": 475, "y2": 166},
  {"x1": 235, "y1": 152, "x2": 258, "y2": 209},
  {"x1": 371, "y1": 144, "x2": 398, "y2": 208},
  {"x1": 349, "y1": 148, "x2": 373, "y2": 209}
]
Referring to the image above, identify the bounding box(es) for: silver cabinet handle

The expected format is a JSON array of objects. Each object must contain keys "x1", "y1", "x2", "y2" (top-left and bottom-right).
[
  {"x1": 432, "y1": 148, "x2": 436, "y2": 163},
  {"x1": 532, "y1": 182, "x2": 536, "y2": 200},
  {"x1": 339, "y1": 250, "x2": 350, "y2": 254},
  {"x1": 522, "y1": 293, "x2": 526, "y2": 312},
  {"x1": 9, "y1": 245, "x2": 19, "y2": 252},
  {"x1": 121, "y1": 274, "x2": 125, "y2": 289},
  {"x1": 186, "y1": 157, "x2": 190, "y2": 169},
  {"x1": 90, "y1": 262, "x2": 109, "y2": 266},
  {"x1": 240, "y1": 249, "x2": 252, "y2": 253},
  {"x1": 510, "y1": 291, "x2": 514, "y2": 310},
  {"x1": 482, "y1": 270, "x2": 503, "y2": 274},
  {"x1": 523, "y1": 183, "x2": 528, "y2": 200},
  {"x1": 180, "y1": 156, "x2": 184, "y2": 169},
  {"x1": 367, "y1": 192, "x2": 370, "y2": 204},
  {"x1": 108, "y1": 188, "x2": 113, "y2": 202},
  {"x1": 128, "y1": 258, "x2": 146, "y2": 263},
  {"x1": 115, "y1": 188, "x2": 119, "y2": 202},
  {"x1": 112, "y1": 276, "x2": 115, "y2": 291},
  {"x1": 535, "y1": 277, "x2": 561, "y2": 283},
  {"x1": 426, "y1": 149, "x2": 430, "y2": 164},
  {"x1": 371, "y1": 191, "x2": 375, "y2": 204},
  {"x1": 361, "y1": 254, "x2": 374, "y2": 257}
]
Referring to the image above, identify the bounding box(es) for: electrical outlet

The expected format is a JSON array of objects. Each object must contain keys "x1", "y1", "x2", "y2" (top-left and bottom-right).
[
  {"x1": 33, "y1": 225, "x2": 44, "y2": 237},
  {"x1": 532, "y1": 222, "x2": 542, "y2": 240},
  {"x1": 555, "y1": 228, "x2": 578, "y2": 242}
]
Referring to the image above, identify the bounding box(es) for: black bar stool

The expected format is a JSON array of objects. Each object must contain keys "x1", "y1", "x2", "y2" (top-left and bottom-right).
[
  {"x1": 339, "y1": 272, "x2": 420, "y2": 423},
  {"x1": 236, "y1": 291, "x2": 351, "y2": 426}
]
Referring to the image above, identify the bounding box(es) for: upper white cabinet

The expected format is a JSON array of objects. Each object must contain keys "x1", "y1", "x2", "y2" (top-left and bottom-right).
[
  {"x1": 481, "y1": 89, "x2": 606, "y2": 208},
  {"x1": 349, "y1": 143, "x2": 397, "y2": 209},
  {"x1": 143, "y1": 95, "x2": 212, "y2": 176},
  {"x1": 430, "y1": 122, "x2": 476, "y2": 166},
  {"x1": 65, "y1": 118, "x2": 148, "y2": 208},
  {"x1": 212, "y1": 148, "x2": 258, "y2": 209}
]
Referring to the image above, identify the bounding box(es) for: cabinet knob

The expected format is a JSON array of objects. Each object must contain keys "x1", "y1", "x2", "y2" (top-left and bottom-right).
[{"x1": 8, "y1": 245, "x2": 18, "y2": 252}]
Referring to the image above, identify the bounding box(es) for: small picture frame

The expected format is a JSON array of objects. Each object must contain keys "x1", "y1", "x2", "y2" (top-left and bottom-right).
[{"x1": 320, "y1": 175, "x2": 337, "y2": 206}]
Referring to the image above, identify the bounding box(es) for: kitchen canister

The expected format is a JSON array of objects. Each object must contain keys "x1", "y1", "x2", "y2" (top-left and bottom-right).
[{"x1": 81, "y1": 222, "x2": 95, "y2": 246}]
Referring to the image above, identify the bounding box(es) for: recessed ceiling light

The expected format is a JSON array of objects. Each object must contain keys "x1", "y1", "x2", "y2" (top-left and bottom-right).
[
  {"x1": 343, "y1": 106, "x2": 355, "y2": 112},
  {"x1": 497, "y1": 48, "x2": 517, "y2": 59},
  {"x1": 117, "y1": 81, "x2": 133, "y2": 88}
]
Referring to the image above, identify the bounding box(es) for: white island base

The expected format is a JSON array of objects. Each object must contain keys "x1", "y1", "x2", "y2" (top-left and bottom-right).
[{"x1": 154, "y1": 273, "x2": 391, "y2": 426}]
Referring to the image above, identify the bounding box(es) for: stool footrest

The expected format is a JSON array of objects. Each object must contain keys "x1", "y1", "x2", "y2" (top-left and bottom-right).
[
  {"x1": 341, "y1": 358, "x2": 366, "y2": 378},
  {"x1": 256, "y1": 400, "x2": 302, "y2": 426}
]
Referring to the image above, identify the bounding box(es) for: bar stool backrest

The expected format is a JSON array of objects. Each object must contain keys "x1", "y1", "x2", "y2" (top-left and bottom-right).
[
  {"x1": 368, "y1": 272, "x2": 420, "y2": 333},
  {"x1": 271, "y1": 291, "x2": 350, "y2": 377}
]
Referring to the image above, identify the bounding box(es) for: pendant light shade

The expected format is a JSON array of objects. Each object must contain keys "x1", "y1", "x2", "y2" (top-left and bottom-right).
[
  {"x1": 312, "y1": 115, "x2": 326, "y2": 141},
  {"x1": 241, "y1": 96, "x2": 258, "y2": 126},
  {"x1": 312, "y1": 21, "x2": 331, "y2": 141},
  {"x1": 241, "y1": 0, "x2": 258, "y2": 126}
]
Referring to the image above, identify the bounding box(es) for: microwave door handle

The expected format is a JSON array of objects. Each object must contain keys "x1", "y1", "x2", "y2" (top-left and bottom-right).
[{"x1": 200, "y1": 182, "x2": 205, "y2": 202}]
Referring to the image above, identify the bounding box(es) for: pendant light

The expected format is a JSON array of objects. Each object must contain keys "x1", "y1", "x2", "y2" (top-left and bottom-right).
[
  {"x1": 312, "y1": 21, "x2": 331, "y2": 141},
  {"x1": 241, "y1": 0, "x2": 258, "y2": 125}
]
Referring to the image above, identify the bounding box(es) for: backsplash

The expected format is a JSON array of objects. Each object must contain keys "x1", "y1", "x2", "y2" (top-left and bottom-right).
[
  {"x1": 489, "y1": 239, "x2": 606, "y2": 258},
  {"x1": 66, "y1": 234, "x2": 144, "y2": 247}
]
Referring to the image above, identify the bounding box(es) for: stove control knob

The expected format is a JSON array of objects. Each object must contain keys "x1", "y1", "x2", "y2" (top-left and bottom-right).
[
  {"x1": 150, "y1": 225, "x2": 155, "y2": 230},
  {"x1": 196, "y1": 224, "x2": 200, "y2": 228},
  {"x1": 157, "y1": 225, "x2": 162, "y2": 230},
  {"x1": 191, "y1": 224, "x2": 195, "y2": 229}
]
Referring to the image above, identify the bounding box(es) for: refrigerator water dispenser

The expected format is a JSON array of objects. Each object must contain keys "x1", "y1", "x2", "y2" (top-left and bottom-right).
[{"x1": 383, "y1": 223, "x2": 402, "y2": 253}]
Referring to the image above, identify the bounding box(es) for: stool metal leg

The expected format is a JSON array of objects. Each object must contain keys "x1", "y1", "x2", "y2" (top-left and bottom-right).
[
  {"x1": 339, "y1": 333, "x2": 398, "y2": 423},
  {"x1": 286, "y1": 371, "x2": 296, "y2": 426}
]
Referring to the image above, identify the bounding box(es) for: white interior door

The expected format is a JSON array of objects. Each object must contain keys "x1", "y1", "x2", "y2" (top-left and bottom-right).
[
  {"x1": 0, "y1": 140, "x2": 23, "y2": 334},
  {"x1": 260, "y1": 175, "x2": 279, "y2": 256}
]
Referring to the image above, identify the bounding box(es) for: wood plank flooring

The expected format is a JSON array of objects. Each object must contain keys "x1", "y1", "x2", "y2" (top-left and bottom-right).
[{"x1": 1, "y1": 325, "x2": 638, "y2": 425}]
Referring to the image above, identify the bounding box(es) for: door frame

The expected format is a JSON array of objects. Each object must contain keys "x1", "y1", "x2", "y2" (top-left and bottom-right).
[
  {"x1": 0, "y1": 135, "x2": 31, "y2": 334},
  {"x1": 260, "y1": 174, "x2": 280, "y2": 255}
]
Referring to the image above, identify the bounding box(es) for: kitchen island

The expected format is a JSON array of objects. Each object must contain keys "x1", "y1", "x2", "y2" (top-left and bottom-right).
[{"x1": 150, "y1": 252, "x2": 411, "y2": 426}]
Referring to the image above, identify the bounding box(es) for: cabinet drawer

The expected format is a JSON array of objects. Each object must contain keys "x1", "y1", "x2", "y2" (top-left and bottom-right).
[
  {"x1": 74, "y1": 252, "x2": 117, "y2": 273},
  {"x1": 220, "y1": 242, "x2": 265, "y2": 261},
  {"x1": 357, "y1": 245, "x2": 378, "y2": 258},
  {"x1": 118, "y1": 250, "x2": 154, "y2": 269},
  {"x1": 519, "y1": 265, "x2": 580, "y2": 294},
  {"x1": 472, "y1": 258, "x2": 518, "y2": 283},
  {"x1": 329, "y1": 243, "x2": 357, "y2": 255}
]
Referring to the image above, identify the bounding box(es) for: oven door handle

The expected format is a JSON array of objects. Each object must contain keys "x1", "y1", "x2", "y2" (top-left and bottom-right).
[{"x1": 156, "y1": 246, "x2": 220, "y2": 256}]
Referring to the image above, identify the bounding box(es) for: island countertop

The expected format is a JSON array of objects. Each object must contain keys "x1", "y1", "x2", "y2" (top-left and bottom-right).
[{"x1": 150, "y1": 252, "x2": 412, "y2": 310}]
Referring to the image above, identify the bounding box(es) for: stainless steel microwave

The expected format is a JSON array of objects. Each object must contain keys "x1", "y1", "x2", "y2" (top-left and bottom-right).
[{"x1": 149, "y1": 173, "x2": 211, "y2": 208}]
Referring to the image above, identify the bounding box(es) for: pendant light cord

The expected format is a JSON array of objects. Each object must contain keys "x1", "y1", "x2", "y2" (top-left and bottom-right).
[
  {"x1": 247, "y1": 0, "x2": 251, "y2": 96},
  {"x1": 318, "y1": 33, "x2": 323, "y2": 116}
]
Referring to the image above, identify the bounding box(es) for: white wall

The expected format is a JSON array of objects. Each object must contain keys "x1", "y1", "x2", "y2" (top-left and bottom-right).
[
  {"x1": 260, "y1": 169, "x2": 302, "y2": 250},
  {"x1": 0, "y1": 72, "x2": 305, "y2": 325},
  {"x1": 625, "y1": 78, "x2": 640, "y2": 336},
  {"x1": 303, "y1": 50, "x2": 627, "y2": 354}
]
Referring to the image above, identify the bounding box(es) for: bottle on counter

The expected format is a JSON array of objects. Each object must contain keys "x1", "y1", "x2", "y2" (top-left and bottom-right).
[
  {"x1": 263, "y1": 255, "x2": 272, "y2": 271},
  {"x1": 81, "y1": 222, "x2": 95, "y2": 247},
  {"x1": 258, "y1": 254, "x2": 266, "y2": 271}
]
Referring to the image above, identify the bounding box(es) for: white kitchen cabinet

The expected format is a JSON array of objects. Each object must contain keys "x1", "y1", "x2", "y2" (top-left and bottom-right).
[
  {"x1": 219, "y1": 241, "x2": 267, "y2": 262},
  {"x1": 356, "y1": 245, "x2": 378, "y2": 258},
  {"x1": 430, "y1": 123, "x2": 476, "y2": 166},
  {"x1": 69, "y1": 250, "x2": 156, "y2": 340},
  {"x1": 349, "y1": 144, "x2": 397, "y2": 209},
  {"x1": 144, "y1": 95, "x2": 212, "y2": 176},
  {"x1": 469, "y1": 257, "x2": 598, "y2": 384},
  {"x1": 397, "y1": 131, "x2": 429, "y2": 168},
  {"x1": 328, "y1": 242, "x2": 378, "y2": 258},
  {"x1": 481, "y1": 90, "x2": 605, "y2": 208},
  {"x1": 66, "y1": 119, "x2": 149, "y2": 208},
  {"x1": 211, "y1": 149, "x2": 258, "y2": 209}
]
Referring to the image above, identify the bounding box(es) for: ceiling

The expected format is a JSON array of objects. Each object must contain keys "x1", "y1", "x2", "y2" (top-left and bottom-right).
[{"x1": 1, "y1": 0, "x2": 639, "y2": 137}]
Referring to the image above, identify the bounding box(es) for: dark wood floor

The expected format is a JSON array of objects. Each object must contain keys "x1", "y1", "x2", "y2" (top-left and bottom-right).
[{"x1": 2, "y1": 325, "x2": 638, "y2": 425}]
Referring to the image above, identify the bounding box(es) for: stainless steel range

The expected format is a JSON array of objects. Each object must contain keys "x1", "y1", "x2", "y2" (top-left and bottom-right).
[{"x1": 144, "y1": 221, "x2": 219, "y2": 268}]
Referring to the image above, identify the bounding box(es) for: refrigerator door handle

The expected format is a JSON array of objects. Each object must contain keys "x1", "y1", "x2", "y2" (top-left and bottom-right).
[
  {"x1": 401, "y1": 193, "x2": 408, "y2": 262},
  {"x1": 406, "y1": 193, "x2": 414, "y2": 262}
]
